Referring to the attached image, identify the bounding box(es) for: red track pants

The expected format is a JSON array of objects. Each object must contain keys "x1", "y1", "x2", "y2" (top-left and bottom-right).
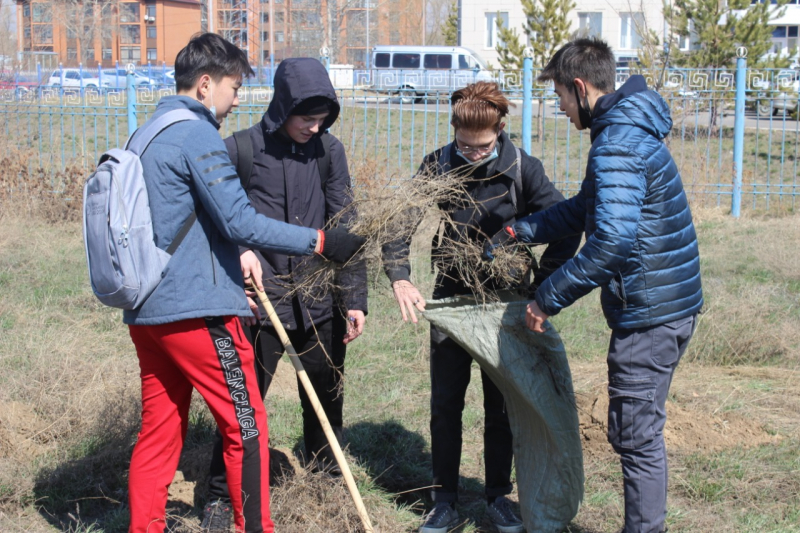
[{"x1": 128, "y1": 316, "x2": 273, "y2": 533}]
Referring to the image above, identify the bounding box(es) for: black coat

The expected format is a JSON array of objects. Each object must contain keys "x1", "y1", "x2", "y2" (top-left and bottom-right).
[
  {"x1": 382, "y1": 131, "x2": 580, "y2": 297},
  {"x1": 226, "y1": 58, "x2": 367, "y2": 331}
]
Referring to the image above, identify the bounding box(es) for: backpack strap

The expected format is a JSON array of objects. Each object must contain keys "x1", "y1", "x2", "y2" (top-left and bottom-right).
[
  {"x1": 126, "y1": 109, "x2": 200, "y2": 257},
  {"x1": 511, "y1": 146, "x2": 524, "y2": 216},
  {"x1": 233, "y1": 128, "x2": 254, "y2": 190},
  {"x1": 126, "y1": 109, "x2": 199, "y2": 156},
  {"x1": 165, "y1": 211, "x2": 197, "y2": 255},
  {"x1": 437, "y1": 142, "x2": 453, "y2": 172},
  {"x1": 318, "y1": 132, "x2": 332, "y2": 191}
]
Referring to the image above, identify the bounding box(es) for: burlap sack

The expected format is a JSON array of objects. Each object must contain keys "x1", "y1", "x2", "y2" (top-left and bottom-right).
[{"x1": 423, "y1": 295, "x2": 583, "y2": 532}]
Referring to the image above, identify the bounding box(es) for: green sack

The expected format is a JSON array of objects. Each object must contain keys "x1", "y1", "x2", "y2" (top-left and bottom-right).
[{"x1": 423, "y1": 295, "x2": 584, "y2": 532}]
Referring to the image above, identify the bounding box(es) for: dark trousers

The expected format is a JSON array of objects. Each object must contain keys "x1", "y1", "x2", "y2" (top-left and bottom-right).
[
  {"x1": 207, "y1": 315, "x2": 346, "y2": 502},
  {"x1": 607, "y1": 314, "x2": 697, "y2": 533},
  {"x1": 429, "y1": 324, "x2": 514, "y2": 503}
]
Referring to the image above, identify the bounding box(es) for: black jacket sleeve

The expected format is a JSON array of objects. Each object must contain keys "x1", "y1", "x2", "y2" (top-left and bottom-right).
[
  {"x1": 518, "y1": 151, "x2": 581, "y2": 289},
  {"x1": 326, "y1": 136, "x2": 368, "y2": 314}
]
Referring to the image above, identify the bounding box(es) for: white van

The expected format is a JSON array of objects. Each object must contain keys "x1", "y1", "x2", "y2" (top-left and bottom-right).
[{"x1": 369, "y1": 45, "x2": 494, "y2": 99}]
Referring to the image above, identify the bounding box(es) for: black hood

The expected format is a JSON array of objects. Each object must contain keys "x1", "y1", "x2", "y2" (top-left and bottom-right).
[{"x1": 262, "y1": 58, "x2": 340, "y2": 136}]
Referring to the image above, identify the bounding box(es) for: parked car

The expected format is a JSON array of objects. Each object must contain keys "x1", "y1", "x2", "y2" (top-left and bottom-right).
[
  {"x1": 101, "y1": 68, "x2": 157, "y2": 90},
  {"x1": 146, "y1": 71, "x2": 175, "y2": 88},
  {"x1": 369, "y1": 45, "x2": 494, "y2": 101},
  {"x1": 770, "y1": 69, "x2": 800, "y2": 117},
  {"x1": 47, "y1": 68, "x2": 110, "y2": 92},
  {"x1": 0, "y1": 71, "x2": 41, "y2": 98}
]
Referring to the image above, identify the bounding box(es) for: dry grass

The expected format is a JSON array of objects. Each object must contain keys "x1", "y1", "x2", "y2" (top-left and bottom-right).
[{"x1": 1, "y1": 178, "x2": 800, "y2": 531}]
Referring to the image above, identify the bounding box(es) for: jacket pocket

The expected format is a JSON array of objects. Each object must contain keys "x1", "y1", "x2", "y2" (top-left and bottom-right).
[
  {"x1": 609, "y1": 273, "x2": 627, "y2": 310},
  {"x1": 607, "y1": 378, "x2": 656, "y2": 450}
]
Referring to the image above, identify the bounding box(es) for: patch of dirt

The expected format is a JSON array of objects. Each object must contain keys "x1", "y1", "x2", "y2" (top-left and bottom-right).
[
  {"x1": 571, "y1": 362, "x2": 782, "y2": 459},
  {"x1": 167, "y1": 445, "x2": 303, "y2": 508},
  {"x1": 0, "y1": 401, "x2": 49, "y2": 460}
]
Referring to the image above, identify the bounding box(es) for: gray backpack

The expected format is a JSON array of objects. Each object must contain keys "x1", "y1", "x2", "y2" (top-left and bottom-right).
[{"x1": 82, "y1": 109, "x2": 199, "y2": 309}]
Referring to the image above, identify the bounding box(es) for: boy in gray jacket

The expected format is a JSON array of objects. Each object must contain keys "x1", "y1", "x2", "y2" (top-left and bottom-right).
[{"x1": 124, "y1": 34, "x2": 362, "y2": 533}]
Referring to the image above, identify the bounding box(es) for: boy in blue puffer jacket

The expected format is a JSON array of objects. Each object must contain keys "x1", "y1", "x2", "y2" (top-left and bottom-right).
[{"x1": 486, "y1": 38, "x2": 702, "y2": 533}]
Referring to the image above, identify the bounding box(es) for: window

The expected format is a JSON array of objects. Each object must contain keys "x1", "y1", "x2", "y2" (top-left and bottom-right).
[
  {"x1": 120, "y1": 3, "x2": 140, "y2": 23},
  {"x1": 262, "y1": 13, "x2": 269, "y2": 23},
  {"x1": 485, "y1": 12, "x2": 509, "y2": 49},
  {"x1": 32, "y1": 5, "x2": 51, "y2": 22},
  {"x1": 23, "y1": 4, "x2": 30, "y2": 18},
  {"x1": 424, "y1": 54, "x2": 452, "y2": 69},
  {"x1": 67, "y1": 48, "x2": 77, "y2": 60},
  {"x1": 578, "y1": 13, "x2": 602, "y2": 38},
  {"x1": 275, "y1": 31, "x2": 284, "y2": 42},
  {"x1": 102, "y1": 49, "x2": 113, "y2": 60},
  {"x1": 770, "y1": 25, "x2": 800, "y2": 56},
  {"x1": 679, "y1": 20, "x2": 695, "y2": 50},
  {"x1": 146, "y1": 5, "x2": 156, "y2": 19},
  {"x1": 374, "y1": 53, "x2": 390, "y2": 67},
  {"x1": 84, "y1": 49, "x2": 95, "y2": 62},
  {"x1": 262, "y1": 50, "x2": 271, "y2": 61},
  {"x1": 262, "y1": 31, "x2": 269, "y2": 41},
  {"x1": 121, "y1": 46, "x2": 141, "y2": 61},
  {"x1": 67, "y1": 27, "x2": 77, "y2": 39},
  {"x1": 459, "y1": 54, "x2": 479, "y2": 69},
  {"x1": 147, "y1": 26, "x2": 156, "y2": 39},
  {"x1": 121, "y1": 25, "x2": 141, "y2": 44},
  {"x1": 33, "y1": 25, "x2": 53, "y2": 43},
  {"x1": 392, "y1": 53, "x2": 420, "y2": 68},
  {"x1": 275, "y1": 12, "x2": 284, "y2": 24},
  {"x1": 620, "y1": 13, "x2": 644, "y2": 49},
  {"x1": 147, "y1": 48, "x2": 157, "y2": 61}
]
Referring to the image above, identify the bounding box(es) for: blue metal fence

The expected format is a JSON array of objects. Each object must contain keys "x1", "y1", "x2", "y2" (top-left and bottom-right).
[{"x1": 1, "y1": 61, "x2": 798, "y2": 213}]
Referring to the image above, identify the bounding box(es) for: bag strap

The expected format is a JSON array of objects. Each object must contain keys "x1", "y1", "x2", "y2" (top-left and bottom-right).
[
  {"x1": 165, "y1": 211, "x2": 197, "y2": 255},
  {"x1": 127, "y1": 109, "x2": 200, "y2": 256},
  {"x1": 437, "y1": 142, "x2": 453, "y2": 172},
  {"x1": 318, "y1": 132, "x2": 332, "y2": 191},
  {"x1": 126, "y1": 109, "x2": 199, "y2": 155},
  {"x1": 511, "y1": 146, "x2": 523, "y2": 216},
  {"x1": 233, "y1": 128, "x2": 254, "y2": 190}
]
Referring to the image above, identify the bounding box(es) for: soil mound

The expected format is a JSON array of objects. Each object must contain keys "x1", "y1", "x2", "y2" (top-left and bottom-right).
[
  {"x1": 0, "y1": 401, "x2": 49, "y2": 460},
  {"x1": 575, "y1": 390, "x2": 779, "y2": 459}
]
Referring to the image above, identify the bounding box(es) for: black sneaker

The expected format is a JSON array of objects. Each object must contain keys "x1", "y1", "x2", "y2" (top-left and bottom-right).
[
  {"x1": 419, "y1": 502, "x2": 459, "y2": 533},
  {"x1": 485, "y1": 496, "x2": 524, "y2": 533},
  {"x1": 200, "y1": 500, "x2": 232, "y2": 533}
]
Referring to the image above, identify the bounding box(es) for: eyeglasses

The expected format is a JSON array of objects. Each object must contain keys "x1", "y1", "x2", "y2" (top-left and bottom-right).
[{"x1": 455, "y1": 135, "x2": 498, "y2": 155}]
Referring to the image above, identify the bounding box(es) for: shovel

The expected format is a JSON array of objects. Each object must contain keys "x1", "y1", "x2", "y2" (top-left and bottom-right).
[{"x1": 248, "y1": 276, "x2": 374, "y2": 533}]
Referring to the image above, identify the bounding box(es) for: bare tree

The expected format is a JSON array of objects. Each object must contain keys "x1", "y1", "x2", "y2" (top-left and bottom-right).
[
  {"x1": 0, "y1": 0, "x2": 16, "y2": 69},
  {"x1": 426, "y1": 0, "x2": 456, "y2": 46},
  {"x1": 37, "y1": 0, "x2": 119, "y2": 68}
]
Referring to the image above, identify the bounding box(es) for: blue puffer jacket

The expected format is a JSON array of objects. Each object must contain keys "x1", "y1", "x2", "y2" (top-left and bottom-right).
[
  {"x1": 123, "y1": 96, "x2": 319, "y2": 326},
  {"x1": 512, "y1": 76, "x2": 703, "y2": 330}
]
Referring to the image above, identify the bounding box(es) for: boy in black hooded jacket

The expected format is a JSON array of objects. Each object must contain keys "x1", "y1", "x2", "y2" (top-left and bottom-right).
[{"x1": 201, "y1": 58, "x2": 367, "y2": 530}]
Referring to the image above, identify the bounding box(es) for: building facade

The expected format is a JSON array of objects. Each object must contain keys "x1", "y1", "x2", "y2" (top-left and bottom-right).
[
  {"x1": 15, "y1": 0, "x2": 423, "y2": 68},
  {"x1": 16, "y1": 0, "x2": 202, "y2": 67},
  {"x1": 205, "y1": 0, "x2": 423, "y2": 68},
  {"x1": 460, "y1": 0, "x2": 800, "y2": 67}
]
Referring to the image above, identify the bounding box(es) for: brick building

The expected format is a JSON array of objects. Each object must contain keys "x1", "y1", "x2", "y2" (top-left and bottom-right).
[
  {"x1": 15, "y1": 0, "x2": 423, "y2": 68},
  {"x1": 207, "y1": 0, "x2": 423, "y2": 67},
  {"x1": 16, "y1": 0, "x2": 201, "y2": 67}
]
